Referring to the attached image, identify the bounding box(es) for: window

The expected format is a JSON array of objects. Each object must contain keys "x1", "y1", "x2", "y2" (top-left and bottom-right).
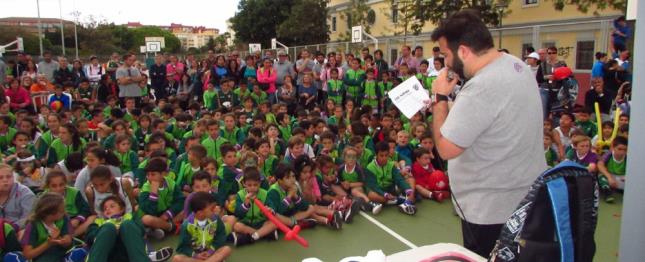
[
  {"x1": 542, "y1": 42, "x2": 556, "y2": 48},
  {"x1": 521, "y1": 43, "x2": 534, "y2": 57},
  {"x1": 524, "y1": 0, "x2": 538, "y2": 5},
  {"x1": 346, "y1": 14, "x2": 352, "y2": 32},
  {"x1": 576, "y1": 40, "x2": 595, "y2": 70},
  {"x1": 390, "y1": 49, "x2": 398, "y2": 65},
  {"x1": 392, "y1": 5, "x2": 398, "y2": 23},
  {"x1": 332, "y1": 16, "x2": 337, "y2": 32}
]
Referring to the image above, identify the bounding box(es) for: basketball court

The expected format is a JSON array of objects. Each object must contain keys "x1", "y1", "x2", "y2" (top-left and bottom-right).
[{"x1": 151, "y1": 195, "x2": 622, "y2": 261}]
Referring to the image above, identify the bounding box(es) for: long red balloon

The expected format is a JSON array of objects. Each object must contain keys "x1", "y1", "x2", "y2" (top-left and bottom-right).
[{"x1": 253, "y1": 198, "x2": 309, "y2": 247}]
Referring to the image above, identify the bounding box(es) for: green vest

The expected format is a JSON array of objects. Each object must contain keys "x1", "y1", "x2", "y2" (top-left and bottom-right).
[
  {"x1": 202, "y1": 136, "x2": 228, "y2": 164},
  {"x1": 177, "y1": 162, "x2": 201, "y2": 188},
  {"x1": 366, "y1": 160, "x2": 395, "y2": 189},
  {"x1": 34, "y1": 219, "x2": 65, "y2": 246},
  {"x1": 359, "y1": 149, "x2": 374, "y2": 168},
  {"x1": 186, "y1": 217, "x2": 219, "y2": 253},
  {"x1": 234, "y1": 88, "x2": 251, "y2": 99},
  {"x1": 203, "y1": 90, "x2": 217, "y2": 110},
  {"x1": 50, "y1": 138, "x2": 84, "y2": 162},
  {"x1": 278, "y1": 125, "x2": 292, "y2": 141},
  {"x1": 95, "y1": 213, "x2": 133, "y2": 228},
  {"x1": 606, "y1": 155, "x2": 626, "y2": 176},
  {"x1": 237, "y1": 189, "x2": 268, "y2": 224},
  {"x1": 221, "y1": 127, "x2": 241, "y2": 145},
  {"x1": 115, "y1": 150, "x2": 135, "y2": 173},
  {"x1": 345, "y1": 69, "x2": 365, "y2": 97},
  {"x1": 261, "y1": 155, "x2": 278, "y2": 178},
  {"x1": 269, "y1": 183, "x2": 291, "y2": 208},
  {"x1": 340, "y1": 166, "x2": 360, "y2": 183},
  {"x1": 63, "y1": 187, "x2": 80, "y2": 216},
  {"x1": 362, "y1": 81, "x2": 378, "y2": 107},
  {"x1": 327, "y1": 79, "x2": 344, "y2": 100},
  {"x1": 141, "y1": 177, "x2": 176, "y2": 212},
  {"x1": 0, "y1": 128, "x2": 16, "y2": 151}
]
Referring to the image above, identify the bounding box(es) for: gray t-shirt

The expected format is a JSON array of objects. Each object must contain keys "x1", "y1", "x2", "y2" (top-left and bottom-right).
[
  {"x1": 441, "y1": 53, "x2": 547, "y2": 225},
  {"x1": 116, "y1": 66, "x2": 142, "y2": 97},
  {"x1": 313, "y1": 62, "x2": 324, "y2": 90},
  {"x1": 295, "y1": 59, "x2": 315, "y2": 85},
  {"x1": 274, "y1": 61, "x2": 295, "y2": 86},
  {"x1": 37, "y1": 60, "x2": 60, "y2": 82}
]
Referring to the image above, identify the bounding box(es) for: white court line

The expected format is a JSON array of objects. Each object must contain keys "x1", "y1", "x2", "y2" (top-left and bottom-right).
[{"x1": 359, "y1": 211, "x2": 418, "y2": 249}]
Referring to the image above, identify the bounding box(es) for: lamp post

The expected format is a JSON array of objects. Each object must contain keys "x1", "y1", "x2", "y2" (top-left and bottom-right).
[
  {"x1": 36, "y1": 0, "x2": 43, "y2": 57},
  {"x1": 495, "y1": 1, "x2": 509, "y2": 49},
  {"x1": 59, "y1": 0, "x2": 65, "y2": 56}
]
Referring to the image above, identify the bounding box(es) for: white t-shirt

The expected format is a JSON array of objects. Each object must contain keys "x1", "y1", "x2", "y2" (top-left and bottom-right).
[{"x1": 441, "y1": 53, "x2": 547, "y2": 224}]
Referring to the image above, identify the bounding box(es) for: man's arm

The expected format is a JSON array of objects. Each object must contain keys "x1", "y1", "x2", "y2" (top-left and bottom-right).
[{"x1": 431, "y1": 70, "x2": 464, "y2": 160}]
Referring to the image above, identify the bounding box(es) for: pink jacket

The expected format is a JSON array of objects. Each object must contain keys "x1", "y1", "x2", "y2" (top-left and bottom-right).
[
  {"x1": 319, "y1": 66, "x2": 344, "y2": 92},
  {"x1": 256, "y1": 67, "x2": 277, "y2": 94},
  {"x1": 5, "y1": 87, "x2": 31, "y2": 110}
]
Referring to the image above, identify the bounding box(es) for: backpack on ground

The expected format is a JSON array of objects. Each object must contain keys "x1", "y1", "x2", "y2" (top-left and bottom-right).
[{"x1": 490, "y1": 161, "x2": 598, "y2": 262}]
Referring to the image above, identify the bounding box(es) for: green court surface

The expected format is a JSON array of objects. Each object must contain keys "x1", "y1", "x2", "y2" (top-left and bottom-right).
[{"x1": 152, "y1": 195, "x2": 623, "y2": 261}]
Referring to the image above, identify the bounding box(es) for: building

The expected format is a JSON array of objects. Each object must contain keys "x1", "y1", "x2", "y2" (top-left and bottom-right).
[
  {"x1": 0, "y1": 17, "x2": 75, "y2": 34},
  {"x1": 327, "y1": 0, "x2": 623, "y2": 76},
  {"x1": 126, "y1": 22, "x2": 220, "y2": 50}
]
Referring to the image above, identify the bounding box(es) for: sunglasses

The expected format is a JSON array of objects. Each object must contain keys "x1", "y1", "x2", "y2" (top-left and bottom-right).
[{"x1": 548, "y1": 52, "x2": 557, "y2": 55}]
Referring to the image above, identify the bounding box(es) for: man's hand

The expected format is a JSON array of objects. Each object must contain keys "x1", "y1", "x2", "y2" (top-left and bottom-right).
[{"x1": 431, "y1": 69, "x2": 459, "y2": 96}]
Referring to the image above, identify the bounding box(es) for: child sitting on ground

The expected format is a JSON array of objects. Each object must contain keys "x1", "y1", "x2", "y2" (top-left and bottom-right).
[
  {"x1": 173, "y1": 192, "x2": 232, "y2": 262},
  {"x1": 566, "y1": 135, "x2": 598, "y2": 173},
  {"x1": 411, "y1": 148, "x2": 450, "y2": 202},
  {"x1": 365, "y1": 142, "x2": 417, "y2": 215},
  {"x1": 20, "y1": 193, "x2": 87, "y2": 262},
  {"x1": 43, "y1": 170, "x2": 94, "y2": 237},
  {"x1": 85, "y1": 196, "x2": 173, "y2": 262},
  {"x1": 139, "y1": 158, "x2": 185, "y2": 239},
  {"x1": 231, "y1": 168, "x2": 278, "y2": 246},
  {"x1": 597, "y1": 136, "x2": 628, "y2": 203}
]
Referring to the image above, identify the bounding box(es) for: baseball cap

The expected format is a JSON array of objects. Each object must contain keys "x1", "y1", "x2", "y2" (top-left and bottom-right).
[{"x1": 527, "y1": 52, "x2": 540, "y2": 60}]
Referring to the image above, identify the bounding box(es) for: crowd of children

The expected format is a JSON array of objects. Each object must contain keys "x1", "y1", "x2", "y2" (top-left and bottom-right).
[{"x1": 0, "y1": 42, "x2": 632, "y2": 261}]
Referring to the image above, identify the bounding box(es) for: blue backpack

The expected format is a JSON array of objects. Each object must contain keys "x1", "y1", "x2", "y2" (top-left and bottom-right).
[{"x1": 491, "y1": 161, "x2": 598, "y2": 262}]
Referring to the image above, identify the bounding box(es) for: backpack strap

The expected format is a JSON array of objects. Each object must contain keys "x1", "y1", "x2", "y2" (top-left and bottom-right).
[{"x1": 546, "y1": 177, "x2": 574, "y2": 262}]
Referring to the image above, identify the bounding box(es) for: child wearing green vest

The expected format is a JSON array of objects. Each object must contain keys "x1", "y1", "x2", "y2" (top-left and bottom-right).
[
  {"x1": 343, "y1": 58, "x2": 365, "y2": 105},
  {"x1": 0, "y1": 115, "x2": 17, "y2": 153},
  {"x1": 231, "y1": 168, "x2": 278, "y2": 246},
  {"x1": 113, "y1": 134, "x2": 139, "y2": 176},
  {"x1": 256, "y1": 139, "x2": 279, "y2": 184},
  {"x1": 361, "y1": 68, "x2": 382, "y2": 112},
  {"x1": 176, "y1": 145, "x2": 208, "y2": 194},
  {"x1": 217, "y1": 144, "x2": 243, "y2": 214},
  {"x1": 416, "y1": 60, "x2": 434, "y2": 91},
  {"x1": 378, "y1": 71, "x2": 394, "y2": 111},
  {"x1": 0, "y1": 219, "x2": 22, "y2": 261},
  {"x1": 276, "y1": 113, "x2": 293, "y2": 141},
  {"x1": 35, "y1": 113, "x2": 61, "y2": 161},
  {"x1": 139, "y1": 158, "x2": 184, "y2": 239},
  {"x1": 174, "y1": 192, "x2": 232, "y2": 262},
  {"x1": 21, "y1": 193, "x2": 87, "y2": 262},
  {"x1": 597, "y1": 136, "x2": 628, "y2": 203},
  {"x1": 44, "y1": 170, "x2": 93, "y2": 237},
  {"x1": 174, "y1": 136, "x2": 202, "y2": 174},
  {"x1": 327, "y1": 68, "x2": 344, "y2": 105},
  {"x1": 221, "y1": 113, "x2": 245, "y2": 146},
  {"x1": 203, "y1": 83, "x2": 217, "y2": 111},
  {"x1": 85, "y1": 195, "x2": 173, "y2": 262},
  {"x1": 202, "y1": 120, "x2": 229, "y2": 166},
  {"x1": 338, "y1": 146, "x2": 383, "y2": 215},
  {"x1": 233, "y1": 81, "x2": 251, "y2": 101},
  {"x1": 365, "y1": 142, "x2": 417, "y2": 216},
  {"x1": 46, "y1": 123, "x2": 86, "y2": 167},
  {"x1": 250, "y1": 84, "x2": 268, "y2": 106},
  {"x1": 267, "y1": 163, "x2": 318, "y2": 228}
]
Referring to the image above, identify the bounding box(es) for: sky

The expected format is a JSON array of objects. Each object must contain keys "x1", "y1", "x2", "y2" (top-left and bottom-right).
[{"x1": 1, "y1": 0, "x2": 240, "y2": 32}]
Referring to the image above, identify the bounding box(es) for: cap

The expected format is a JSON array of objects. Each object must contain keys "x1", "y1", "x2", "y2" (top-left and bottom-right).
[
  {"x1": 277, "y1": 50, "x2": 287, "y2": 56},
  {"x1": 527, "y1": 52, "x2": 540, "y2": 60}
]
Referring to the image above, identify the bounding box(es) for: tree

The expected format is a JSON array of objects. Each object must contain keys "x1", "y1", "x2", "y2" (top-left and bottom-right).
[
  {"x1": 339, "y1": 0, "x2": 372, "y2": 41},
  {"x1": 549, "y1": 0, "x2": 627, "y2": 14},
  {"x1": 230, "y1": 0, "x2": 294, "y2": 47},
  {"x1": 383, "y1": 0, "x2": 427, "y2": 44},
  {"x1": 413, "y1": 0, "x2": 506, "y2": 28},
  {"x1": 277, "y1": 0, "x2": 329, "y2": 46},
  {"x1": 129, "y1": 26, "x2": 181, "y2": 53},
  {"x1": 0, "y1": 26, "x2": 54, "y2": 55}
]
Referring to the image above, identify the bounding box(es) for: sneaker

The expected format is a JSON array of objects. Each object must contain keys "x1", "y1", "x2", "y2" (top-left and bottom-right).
[
  {"x1": 297, "y1": 218, "x2": 317, "y2": 229},
  {"x1": 232, "y1": 232, "x2": 254, "y2": 246},
  {"x1": 167, "y1": 221, "x2": 180, "y2": 235},
  {"x1": 386, "y1": 198, "x2": 399, "y2": 205},
  {"x1": 271, "y1": 230, "x2": 279, "y2": 241},
  {"x1": 362, "y1": 201, "x2": 383, "y2": 215},
  {"x1": 605, "y1": 194, "x2": 615, "y2": 203},
  {"x1": 330, "y1": 211, "x2": 343, "y2": 230},
  {"x1": 434, "y1": 191, "x2": 450, "y2": 203},
  {"x1": 149, "y1": 246, "x2": 173, "y2": 262},
  {"x1": 398, "y1": 201, "x2": 417, "y2": 216},
  {"x1": 148, "y1": 228, "x2": 165, "y2": 240},
  {"x1": 344, "y1": 199, "x2": 361, "y2": 223}
]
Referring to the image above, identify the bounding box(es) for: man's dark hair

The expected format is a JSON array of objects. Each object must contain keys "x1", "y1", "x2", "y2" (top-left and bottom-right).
[{"x1": 430, "y1": 9, "x2": 494, "y2": 55}]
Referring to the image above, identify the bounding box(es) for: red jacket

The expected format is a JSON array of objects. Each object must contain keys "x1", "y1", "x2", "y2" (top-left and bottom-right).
[{"x1": 5, "y1": 87, "x2": 31, "y2": 110}]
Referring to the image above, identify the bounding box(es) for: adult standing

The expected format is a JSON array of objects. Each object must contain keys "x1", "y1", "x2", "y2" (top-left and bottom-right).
[
  {"x1": 209, "y1": 55, "x2": 229, "y2": 88},
  {"x1": 149, "y1": 54, "x2": 167, "y2": 100},
  {"x1": 11, "y1": 52, "x2": 27, "y2": 79},
  {"x1": 541, "y1": 46, "x2": 567, "y2": 83},
  {"x1": 85, "y1": 56, "x2": 104, "y2": 87},
  {"x1": 429, "y1": 10, "x2": 546, "y2": 257},
  {"x1": 591, "y1": 52, "x2": 607, "y2": 79},
  {"x1": 295, "y1": 50, "x2": 315, "y2": 85},
  {"x1": 373, "y1": 50, "x2": 389, "y2": 81},
  {"x1": 273, "y1": 50, "x2": 295, "y2": 88},
  {"x1": 166, "y1": 55, "x2": 185, "y2": 83},
  {"x1": 53, "y1": 57, "x2": 74, "y2": 86},
  {"x1": 313, "y1": 52, "x2": 326, "y2": 104},
  {"x1": 257, "y1": 58, "x2": 278, "y2": 103},
  {"x1": 116, "y1": 54, "x2": 145, "y2": 106},
  {"x1": 106, "y1": 52, "x2": 121, "y2": 81},
  {"x1": 426, "y1": 46, "x2": 442, "y2": 76},
  {"x1": 319, "y1": 55, "x2": 343, "y2": 94},
  {"x1": 525, "y1": 52, "x2": 544, "y2": 85},
  {"x1": 37, "y1": 51, "x2": 58, "y2": 82},
  {"x1": 413, "y1": 46, "x2": 425, "y2": 64},
  {"x1": 394, "y1": 45, "x2": 419, "y2": 74}
]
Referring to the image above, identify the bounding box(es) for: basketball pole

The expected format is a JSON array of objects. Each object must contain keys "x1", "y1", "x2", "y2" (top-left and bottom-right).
[{"x1": 618, "y1": 1, "x2": 644, "y2": 261}]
